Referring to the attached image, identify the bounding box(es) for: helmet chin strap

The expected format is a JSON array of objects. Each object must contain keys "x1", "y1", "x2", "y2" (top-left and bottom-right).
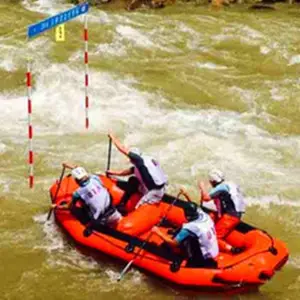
[
  {"x1": 76, "y1": 176, "x2": 89, "y2": 186},
  {"x1": 210, "y1": 180, "x2": 223, "y2": 187},
  {"x1": 210, "y1": 181, "x2": 217, "y2": 187}
]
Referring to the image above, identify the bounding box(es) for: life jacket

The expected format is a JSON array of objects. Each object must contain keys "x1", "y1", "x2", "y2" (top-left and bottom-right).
[
  {"x1": 183, "y1": 210, "x2": 219, "y2": 259},
  {"x1": 134, "y1": 155, "x2": 167, "y2": 192},
  {"x1": 76, "y1": 176, "x2": 111, "y2": 220},
  {"x1": 220, "y1": 182, "x2": 246, "y2": 214}
]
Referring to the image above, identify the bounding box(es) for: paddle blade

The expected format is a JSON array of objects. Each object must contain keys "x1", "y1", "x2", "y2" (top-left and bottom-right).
[
  {"x1": 47, "y1": 208, "x2": 53, "y2": 221},
  {"x1": 117, "y1": 260, "x2": 134, "y2": 282}
]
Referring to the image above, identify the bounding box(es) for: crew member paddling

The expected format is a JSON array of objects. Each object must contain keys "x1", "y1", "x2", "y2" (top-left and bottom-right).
[
  {"x1": 56, "y1": 163, "x2": 122, "y2": 236},
  {"x1": 153, "y1": 202, "x2": 219, "y2": 268},
  {"x1": 199, "y1": 169, "x2": 246, "y2": 254},
  {"x1": 107, "y1": 132, "x2": 168, "y2": 209}
]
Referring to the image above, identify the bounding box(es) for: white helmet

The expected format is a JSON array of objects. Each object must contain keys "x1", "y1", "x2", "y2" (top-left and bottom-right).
[
  {"x1": 130, "y1": 147, "x2": 142, "y2": 156},
  {"x1": 208, "y1": 169, "x2": 225, "y2": 184},
  {"x1": 72, "y1": 167, "x2": 88, "y2": 181}
]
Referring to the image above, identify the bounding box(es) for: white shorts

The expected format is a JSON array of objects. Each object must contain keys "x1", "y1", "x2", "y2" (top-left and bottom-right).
[
  {"x1": 135, "y1": 187, "x2": 165, "y2": 209},
  {"x1": 106, "y1": 210, "x2": 122, "y2": 226}
]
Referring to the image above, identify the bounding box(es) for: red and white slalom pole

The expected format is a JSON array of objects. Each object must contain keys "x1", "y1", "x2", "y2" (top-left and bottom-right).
[
  {"x1": 84, "y1": 15, "x2": 89, "y2": 129},
  {"x1": 26, "y1": 63, "x2": 34, "y2": 188}
]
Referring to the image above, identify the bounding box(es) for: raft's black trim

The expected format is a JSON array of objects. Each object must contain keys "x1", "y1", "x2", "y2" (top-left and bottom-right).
[
  {"x1": 70, "y1": 200, "x2": 183, "y2": 264},
  {"x1": 162, "y1": 194, "x2": 191, "y2": 209},
  {"x1": 212, "y1": 275, "x2": 242, "y2": 286},
  {"x1": 275, "y1": 254, "x2": 288, "y2": 270},
  {"x1": 125, "y1": 243, "x2": 135, "y2": 253},
  {"x1": 268, "y1": 246, "x2": 278, "y2": 256},
  {"x1": 91, "y1": 223, "x2": 183, "y2": 265},
  {"x1": 258, "y1": 271, "x2": 272, "y2": 281},
  {"x1": 235, "y1": 222, "x2": 256, "y2": 234}
]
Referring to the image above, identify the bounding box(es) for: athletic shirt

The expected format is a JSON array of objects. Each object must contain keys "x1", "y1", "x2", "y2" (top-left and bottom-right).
[
  {"x1": 76, "y1": 176, "x2": 111, "y2": 220},
  {"x1": 209, "y1": 181, "x2": 246, "y2": 217},
  {"x1": 129, "y1": 152, "x2": 167, "y2": 192},
  {"x1": 182, "y1": 210, "x2": 219, "y2": 259}
]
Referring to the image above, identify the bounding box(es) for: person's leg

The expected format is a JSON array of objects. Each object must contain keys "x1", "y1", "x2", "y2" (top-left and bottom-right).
[
  {"x1": 215, "y1": 214, "x2": 240, "y2": 253},
  {"x1": 106, "y1": 210, "x2": 122, "y2": 228},
  {"x1": 203, "y1": 258, "x2": 218, "y2": 269},
  {"x1": 70, "y1": 202, "x2": 91, "y2": 225},
  {"x1": 181, "y1": 236, "x2": 206, "y2": 267},
  {"x1": 116, "y1": 176, "x2": 140, "y2": 212},
  {"x1": 135, "y1": 187, "x2": 165, "y2": 209}
]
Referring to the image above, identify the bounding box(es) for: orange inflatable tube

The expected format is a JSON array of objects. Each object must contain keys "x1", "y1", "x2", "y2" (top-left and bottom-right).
[{"x1": 49, "y1": 174, "x2": 289, "y2": 291}]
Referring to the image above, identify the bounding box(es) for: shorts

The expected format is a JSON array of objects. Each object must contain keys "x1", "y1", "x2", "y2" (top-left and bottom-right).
[
  {"x1": 135, "y1": 186, "x2": 165, "y2": 209},
  {"x1": 106, "y1": 210, "x2": 122, "y2": 226}
]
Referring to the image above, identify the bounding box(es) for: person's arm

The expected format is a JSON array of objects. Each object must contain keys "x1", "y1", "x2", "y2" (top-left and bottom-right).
[
  {"x1": 62, "y1": 162, "x2": 77, "y2": 170},
  {"x1": 198, "y1": 181, "x2": 211, "y2": 202},
  {"x1": 106, "y1": 167, "x2": 134, "y2": 177},
  {"x1": 152, "y1": 226, "x2": 179, "y2": 247},
  {"x1": 207, "y1": 183, "x2": 229, "y2": 199},
  {"x1": 52, "y1": 190, "x2": 81, "y2": 211},
  {"x1": 52, "y1": 199, "x2": 73, "y2": 210},
  {"x1": 108, "y1": 132, "x2": 130, "y2": 157},
  {"x1": 179, "y1": 188, "x2": 192, "y2": 202},
  {"x1": 66, "y1": 191, "x2": 81, "y2": 210}
]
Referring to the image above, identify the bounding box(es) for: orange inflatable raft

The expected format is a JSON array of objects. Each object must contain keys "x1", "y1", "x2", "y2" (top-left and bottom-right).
[{"x1": 49, "y1": 174, "x2": 288, "y2": 291}]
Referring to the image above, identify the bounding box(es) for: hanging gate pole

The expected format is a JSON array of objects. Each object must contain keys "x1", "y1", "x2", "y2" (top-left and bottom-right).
[
  {"x1": 26, "y1": 62, "x2": 34, "y2": 188},
  {"x1": 25, "y1": 2, "x2": 90, "y2": 188},
  {"x1": 84, "y1": 15, "x2": 89, "y2": 129}
]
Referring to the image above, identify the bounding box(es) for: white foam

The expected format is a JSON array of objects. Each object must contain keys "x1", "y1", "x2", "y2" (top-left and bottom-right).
[
  {"x1": 288, "y1": 256, "x2": 300, "y2": 269},
  {"x1": 196, "y1": 62, "x2": 227, "y2": 70},
  {"x1": 98, "y1": 11, "x2": 111, "y2": 25},
  {"x1": 288, "y1": 55, "x2": 300, "y2": 66},
  {"x1": 33, "y1": 213, "x2": 66, "y2": 252},
  {"x1": 236, "y1": 24, "x2": 265, "y2": 40},
  {"x1": 2, "y1": 59, "x2": 300, "y2": 197},
  {"x1": 22, "y1": 0, "x2": 68, "y2": 15},
  {"x1": 95, "y1": 41, "x2": 127, "y2": 57},
  {"x1": 0, "y1": 178, "x2": 16, "y2": 194},
  {"x1": 116, "y1": 25, "x2": 155, "y2": 49},
  {"x1": 260, "y1": 46, "x2": 271, "y2": 55},
  {"x1": 270, "y1": 87, "x2": 285, "y2": 102},
  {"x1": 0, "y1": 44, "x2": 24, "y2": 73},
  {"x1": 246, "y1": 195, "x2": 300, "y2": 209},
  {"x1": 0, "y1": 59, "x2": 15, "y2": 72},
  {"x1": 0, "y1": 143, "x2": 7, "y2": 154},
  {"x1": 105, "y1": 269, "x2": 120, "y2": 281},
  {"x1": 177, "y1": 23, "x2": 198, "y2": 36}
]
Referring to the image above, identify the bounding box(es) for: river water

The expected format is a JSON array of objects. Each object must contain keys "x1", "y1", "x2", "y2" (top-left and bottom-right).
[{"x1": 1, "y1": 0, "x2": 300, "y2": 299}]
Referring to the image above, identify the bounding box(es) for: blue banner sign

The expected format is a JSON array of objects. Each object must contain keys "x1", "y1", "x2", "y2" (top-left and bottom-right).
[{"x1": 27, "y1": 2, "x2": 89, "y2": 39}]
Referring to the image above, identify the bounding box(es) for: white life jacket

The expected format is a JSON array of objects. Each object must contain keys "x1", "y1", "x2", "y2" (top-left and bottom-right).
[
  {"x1": 76, "y1": 176, "x2": 111, "y2": 220},
  {"x1": 134, "y1": 155, "x2": 167, "y2": 192},
  {"x1": 225, "y1": 181, "x2": 246, "y2": 213},
  {"x1": 183, "y1": 210, "x2": 219, "y2": 259}
]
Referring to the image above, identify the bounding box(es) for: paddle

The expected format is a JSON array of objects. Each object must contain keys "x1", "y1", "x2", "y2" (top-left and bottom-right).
[
  {"x1": 106, "y1": 136, "x2": 112, "y2": 174},
  {"x1": 117, "y1": 191, "x2": 183, "y2": 282},
  {"x1": 47, "y1": 166, "x2": 66, "y2": 221}
]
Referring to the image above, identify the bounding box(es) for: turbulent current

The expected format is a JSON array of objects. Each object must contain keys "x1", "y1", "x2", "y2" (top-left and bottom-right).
[{"x1": 1, "y1": 0, "x2": 300, "y2": 299}]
